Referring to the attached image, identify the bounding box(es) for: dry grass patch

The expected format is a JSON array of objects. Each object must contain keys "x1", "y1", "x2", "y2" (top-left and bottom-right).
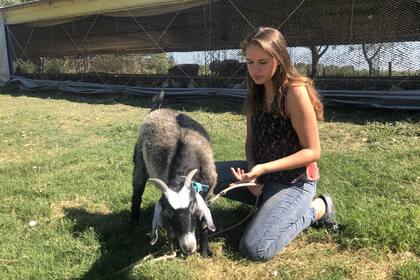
[
  {"x1": 0, "y1": 134, "x2": 106, "y2": 164},
  {"x1": 50, "y1": 196, "x2": 111, "y2": 220},
  {"x1": 55, "y1": 103, "x2": 147, "y2": 132},
  {"x1": 173, "y1": 238, "x2": 419, "y2": 280},
  {"x1": 320, "y1": 122, "x2": 365, "y2": 151}
]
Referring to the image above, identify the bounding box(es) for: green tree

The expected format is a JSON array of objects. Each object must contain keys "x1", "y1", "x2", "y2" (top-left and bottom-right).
[
  {"x1": 295, "y1": 62, "x2": 310, "y2": 76},
  {"x1": 143, "y1": 53, "x2": 175, "y2": 74}
]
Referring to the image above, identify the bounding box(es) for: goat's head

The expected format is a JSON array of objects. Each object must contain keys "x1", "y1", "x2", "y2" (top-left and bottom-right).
[{"x1": 149, "y1": 169, "x2": 215, "y2": 255}]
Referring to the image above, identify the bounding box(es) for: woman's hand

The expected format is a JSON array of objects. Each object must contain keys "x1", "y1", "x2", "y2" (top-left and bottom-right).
[
  {"x1": 230, "y1": 164, "x2": 265, "y2": 196},
  {"x1": 230, "y1": 164, "x2": 265, "y2": 182}
]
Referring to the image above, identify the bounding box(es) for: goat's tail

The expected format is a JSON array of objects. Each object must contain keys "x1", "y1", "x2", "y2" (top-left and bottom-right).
[{"x1": 150, "y1": 90, "x2": 165, "y2": 112}]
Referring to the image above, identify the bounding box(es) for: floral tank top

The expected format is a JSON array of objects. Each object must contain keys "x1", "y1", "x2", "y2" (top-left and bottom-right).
[{"x1": 251, "y1": 110, "x2": 319, "y2": 185}]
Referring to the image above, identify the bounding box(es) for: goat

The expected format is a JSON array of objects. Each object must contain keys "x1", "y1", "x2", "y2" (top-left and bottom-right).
[
  {"x1": 168, "y1": 64, "x2": 199, "y2": 76},
  {"x1": 131, "y1": 92, "x2": 217, "y2": 257},
  {"x1": 209, "y1": 59, "x2": 247, "y2": 77}
]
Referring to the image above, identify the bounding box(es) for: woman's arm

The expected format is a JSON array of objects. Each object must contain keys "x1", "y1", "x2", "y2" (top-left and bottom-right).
[
  {"x1": 231, "y1": 113, "x2": 257, "y2": 180},
  {"x1": 240, "y1": 86, "x2": 321, "y2": 181},
  {"x1": 231, "y1": 112, "x2": 263, "y2": 196},
  {"x1": 245, "y1": 113, "x2": 256, "y2": 171}
]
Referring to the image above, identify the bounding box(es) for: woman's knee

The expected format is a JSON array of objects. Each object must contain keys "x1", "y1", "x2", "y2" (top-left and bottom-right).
[{"x1": 239, "y1": 234, "x2": 286, "y2": 261}]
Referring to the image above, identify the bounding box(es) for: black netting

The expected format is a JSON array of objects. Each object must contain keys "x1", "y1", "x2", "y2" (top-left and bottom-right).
[{"x1": 5, "y1": 0, "x2": 420, "y2": 90}]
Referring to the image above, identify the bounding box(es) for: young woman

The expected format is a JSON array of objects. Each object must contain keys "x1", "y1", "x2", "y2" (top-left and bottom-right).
[{"x1": 214, "y1": 27, "x2": 337, "y2": 261}]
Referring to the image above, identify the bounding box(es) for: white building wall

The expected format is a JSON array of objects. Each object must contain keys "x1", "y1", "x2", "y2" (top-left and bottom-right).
[{"x1": 0, "y1": 15, "x2": 10, "y2": 84}]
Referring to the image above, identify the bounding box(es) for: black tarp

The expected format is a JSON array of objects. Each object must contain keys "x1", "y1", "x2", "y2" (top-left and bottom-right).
[{"x1": 10, "y1": 76, "x2": 420, "y2": 110}]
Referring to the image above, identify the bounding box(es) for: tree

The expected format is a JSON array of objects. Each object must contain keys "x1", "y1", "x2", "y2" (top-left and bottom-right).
[
  {"x1": 142, "y1": 53, "x2": 175, "y2": 74},
  {"x1": 362, "y1": 44, "x2": 382, "y2": 76},
  {"x1": 309, "y1": 45, "x2": 329, "y2": 77},
  {"x1": 294, "y1": 62, "x2": 310, "y2": 76}
]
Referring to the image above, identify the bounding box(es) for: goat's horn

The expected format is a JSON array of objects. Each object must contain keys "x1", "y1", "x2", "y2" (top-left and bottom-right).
[
  {"x1": 183, "y1": 169, "x2": 198, "y2": 190},
  {"x1": 149, "y1": 178, "x2": 169, "y2": 193}
]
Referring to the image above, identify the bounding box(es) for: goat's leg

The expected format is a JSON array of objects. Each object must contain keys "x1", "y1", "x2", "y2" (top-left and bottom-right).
[
  {"x1": 131, "y1": 144, "x2": 149, "y2": 221},
  {"x1": 197, "y1": 218, "x2": 213, "y2": 257}
]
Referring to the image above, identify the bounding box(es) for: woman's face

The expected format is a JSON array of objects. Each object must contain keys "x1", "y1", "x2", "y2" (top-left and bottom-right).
[{"x1": 245, "y1": 44, "x2": 279, "y2": 87}]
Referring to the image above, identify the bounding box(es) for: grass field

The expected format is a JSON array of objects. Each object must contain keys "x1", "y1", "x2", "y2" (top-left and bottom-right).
[{"x1": 0, "y1": 89, "x2": 419, "y2": 279}]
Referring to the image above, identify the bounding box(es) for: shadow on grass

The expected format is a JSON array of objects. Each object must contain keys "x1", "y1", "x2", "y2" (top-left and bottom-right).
[
  {"x1": 63, "y1": 204, "x2": 252, "y2": 279},
  {"x1": 2, "y1": 84, "x2": 418, "y2": 123},
  {"x1": 324, "y1": 106, "x2": 420, "y2": 124},
  {"x1": 64, "y1": 206, "x2": 156, "y2": 280},
  {"x1": 2, "y1": 85, "x2": 419, "y2": 123},
  {"x1": 0, "y1": 85, "x2": 244, "y2": 115},
  {"x1": 208, "y1": 205, "x2": 251, "y2": 259}
]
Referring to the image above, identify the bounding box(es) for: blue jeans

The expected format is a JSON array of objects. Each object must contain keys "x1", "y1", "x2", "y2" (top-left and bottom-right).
[{"x1": 214, "y1": 161, "x2": 317, "y2": 261}]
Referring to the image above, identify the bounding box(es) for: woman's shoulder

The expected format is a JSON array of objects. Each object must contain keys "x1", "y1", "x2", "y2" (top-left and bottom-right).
[
  {"x1": 286, "y1": 83, "x2": 307, "y2": 94},
  {"x1": 286, "y1": 84, "x2": 310, "y2": 103},
  {"x1": 284, "y1": 84, "x2": 312, "y2": 116}
]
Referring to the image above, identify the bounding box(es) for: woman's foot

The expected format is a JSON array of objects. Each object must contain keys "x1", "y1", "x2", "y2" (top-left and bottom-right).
[{"x1": 315, "y1": 194, "x2": 339, "y2": 232}]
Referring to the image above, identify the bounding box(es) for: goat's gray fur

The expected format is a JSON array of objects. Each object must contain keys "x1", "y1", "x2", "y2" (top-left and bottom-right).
[{"x1": 131, "y1": 92, "x2": 217, "y2": 256}]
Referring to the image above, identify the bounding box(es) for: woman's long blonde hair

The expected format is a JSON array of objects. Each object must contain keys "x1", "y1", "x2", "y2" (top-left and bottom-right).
[{"x1": 242, "y1": 27, "x2": 324, "y2": 121}]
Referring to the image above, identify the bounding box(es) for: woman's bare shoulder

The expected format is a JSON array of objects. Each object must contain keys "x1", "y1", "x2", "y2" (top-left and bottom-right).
[{"x1": 286, "y1": 84, "x2": 309, "y2": 100}]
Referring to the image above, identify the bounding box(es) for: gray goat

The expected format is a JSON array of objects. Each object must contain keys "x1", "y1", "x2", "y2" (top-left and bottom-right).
[{"x1": 131, "y1": 93, "x2": 217, "y2": 256}]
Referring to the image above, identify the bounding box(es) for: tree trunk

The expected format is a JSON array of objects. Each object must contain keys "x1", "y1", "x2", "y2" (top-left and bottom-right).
[
  {"x1": 309, "y1": 45, "x2": 329, "y2": 78},
  {"x1": 362, "y1": 44, "x2": 382, "y2": 77}
]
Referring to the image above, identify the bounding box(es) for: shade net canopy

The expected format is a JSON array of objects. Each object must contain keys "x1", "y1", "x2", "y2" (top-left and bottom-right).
[{"x1": 2, "y1": 0, "x2": 420, "y2": 92}]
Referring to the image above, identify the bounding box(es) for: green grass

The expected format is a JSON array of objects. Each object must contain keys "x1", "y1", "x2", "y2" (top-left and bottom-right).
[
  {"x1": 0, "y1": 90, "x2": 419, "y2": 279},
  {"x1": 393, "y1": 260, "x2": 420, "y2": 280}
]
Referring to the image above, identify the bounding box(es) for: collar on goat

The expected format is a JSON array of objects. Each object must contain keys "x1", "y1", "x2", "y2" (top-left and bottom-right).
[
  {"x1": 179, "y1": 175, "x2": 209, "y2": 194},
  {"x1": 191, "y1": 181, "x2": 209, "y2": 194}
]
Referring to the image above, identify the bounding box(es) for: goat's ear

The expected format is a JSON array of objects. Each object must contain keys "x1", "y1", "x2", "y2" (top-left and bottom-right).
[
  {"x1": 151, "y1": 202, "x2": 163, "y2": 245},
  {"x1": 183, "y1": 169, "x2": 198, "y2": 190},
  {"x1": 195, "y1": 193, "x2": 216, "y2": 232},
  {"x1": 149, "y1": 178, "x2": 169, "y2": 193}
]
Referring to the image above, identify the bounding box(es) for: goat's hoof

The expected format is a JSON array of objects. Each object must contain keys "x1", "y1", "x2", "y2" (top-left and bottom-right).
[{"x1": 199, "y1": 247, "x2": 213, "y2": 258}]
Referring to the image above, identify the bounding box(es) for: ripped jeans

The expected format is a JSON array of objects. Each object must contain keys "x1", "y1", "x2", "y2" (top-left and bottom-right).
[{"x1": 214, "y1": 161, "x2": 317, "y2": 261}]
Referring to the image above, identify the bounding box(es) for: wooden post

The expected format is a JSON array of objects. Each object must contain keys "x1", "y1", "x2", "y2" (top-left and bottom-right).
[
  {"x1": 0, "y1": 15, "x2": 11, "y2": 85},
  {"x1": 388, "y1": 61, "x2": 392, "y2": 77}
]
